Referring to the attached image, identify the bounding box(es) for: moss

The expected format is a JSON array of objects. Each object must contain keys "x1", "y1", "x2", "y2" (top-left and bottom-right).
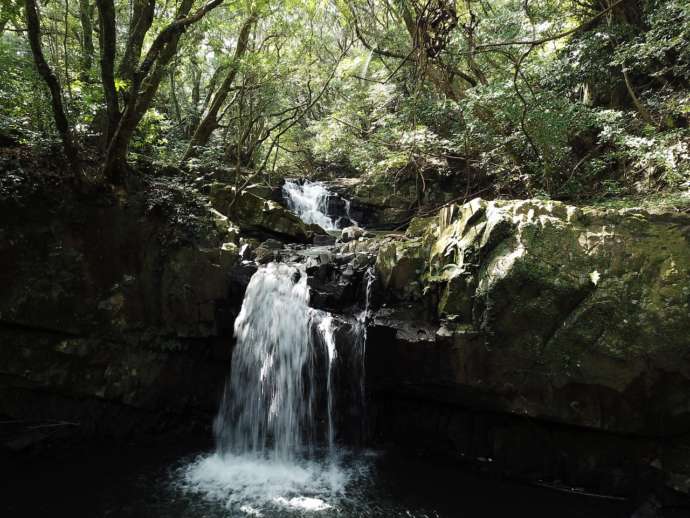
[{"x1": 376, "y1": 196, "x2": 690, "y2": 434}]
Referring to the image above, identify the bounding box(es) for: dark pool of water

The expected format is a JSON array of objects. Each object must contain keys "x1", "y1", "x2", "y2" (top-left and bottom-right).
[{"x1": 1, "y1": 438, "x2": 633, "y2": 518}]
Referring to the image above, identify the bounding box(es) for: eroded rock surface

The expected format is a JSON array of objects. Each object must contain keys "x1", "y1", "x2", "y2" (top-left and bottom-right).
[
  {"x1": 0, "y1": 172, "x2": 247, "y2": 439},
  {"x1": 368, "y1": 197, "x2": 690, "y2": 493}
]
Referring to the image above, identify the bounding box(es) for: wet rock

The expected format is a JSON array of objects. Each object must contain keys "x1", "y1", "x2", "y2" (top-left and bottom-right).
[
  {"x1": 353, "y1": 252, "x2": 372, "y2": 269},
  {"x1": 238, "y1": 237, "x2": 260, "y2": 260},
  {"x1": 210, "y1": 183, "x2": 310, "y2": 242},
  {"x1": 335, "y1": 252, "x2": 355, "y2": 265},
  {"x1": 335, "y1": 216, "x2": 355, "y2": 229},
  {"x1": 313, "y1": 234, "x2": 336, "y2": 246},
  {"x1": 260, "y1": 238, "x2": 284, "y2": 250},
  {"x1": 341, "y1": 225, "x2": 364, "y2": 243},
  {"x1": 254, "y1": 246, "x2": 276, "y2": 264},
  {"x1": 306, "y1": 223, "x2": 328, "y2": 235},
  {"x1": 318, "y1": 251, "x2": 333, "y2": 265},
  {"x1": 219, "y1": 242, "x2": 240, "y2": 269},
  {"x1": 326, "y1": 195, "x2": 347, "y2": 217}
]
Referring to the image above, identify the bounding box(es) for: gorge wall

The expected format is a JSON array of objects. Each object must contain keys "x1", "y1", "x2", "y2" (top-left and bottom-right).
[
  {"x1": 0, "y1": 169, "x2": 247, "y2": 440},
  {"x1": 366, "y1": 198, "x2": 690, "y2": 497}
]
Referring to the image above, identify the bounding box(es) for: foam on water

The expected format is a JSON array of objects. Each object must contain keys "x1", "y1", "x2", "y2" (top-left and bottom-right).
[{"x1": 179, "y1": 450, "x2": 374, "y2": 515}]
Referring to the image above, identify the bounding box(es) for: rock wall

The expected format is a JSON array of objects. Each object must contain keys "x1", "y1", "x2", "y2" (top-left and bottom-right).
[
  {"x1": 0, "y1": 172, "x2": 247, "y2": 441},
  {"x1": 369, "y1": 198, "x2": 690, "y2": 495}
]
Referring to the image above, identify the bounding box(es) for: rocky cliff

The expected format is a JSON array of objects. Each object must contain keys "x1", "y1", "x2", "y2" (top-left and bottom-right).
[
  {"x1": 0, "y1": 165, "x2": 248, "y2": 441},
  {"x1": 3, "y1": 154, "x2": 690, "y2": 503},
  {"x1": 366, "y1": 197, "x2": 690, "y2": 496}
]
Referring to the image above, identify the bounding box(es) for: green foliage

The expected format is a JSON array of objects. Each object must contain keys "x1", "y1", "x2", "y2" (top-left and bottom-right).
[{"x1": 0, "y1": 0, "x2": 687, "y2": 200}]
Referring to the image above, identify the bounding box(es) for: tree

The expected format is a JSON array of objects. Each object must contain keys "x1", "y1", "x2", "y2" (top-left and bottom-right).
[
  {"x1": 102, "y1": 0, "x2": 225, "y2": 179},
  {"x1": 23, "y1": 0, "x2": 79, "y2": 168},
  {"x1": 183, "y1": 12, "x2": 258, "y2": 160}
]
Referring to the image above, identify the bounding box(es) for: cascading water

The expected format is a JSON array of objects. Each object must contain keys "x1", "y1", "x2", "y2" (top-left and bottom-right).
[
  {"x1": 282, "y1": 180, "x2": 338, "y2": 230},
  {"x1": 317, "y1": 314, "x2": 338, "y2": 456},
  {"x1": 351, "y1": 267, "x2": 375, "y2": 440},
  {"x1": 181, "y1": 262, "x2": 364, "y2": 514},
  {"x1": 181, "y1": 190, "x2": 372, "y2": 515},
  {"x1": 213, "y1": 262, "x2": 318, "y2": 460},
  {"x1": 282, "y1": 179, "x2": 358, "y2": 231}
]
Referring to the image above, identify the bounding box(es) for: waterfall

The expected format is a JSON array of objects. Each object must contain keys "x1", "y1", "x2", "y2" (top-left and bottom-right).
[
  {"x1": 214, "y1": 262, "x2": 338, "y2": 460},
  {"x1": 282, "y1": 180, "x2": 337, "y2": 231},
  {"x1": 181, "y1": 252, "x2": 375, "y2": 513}
]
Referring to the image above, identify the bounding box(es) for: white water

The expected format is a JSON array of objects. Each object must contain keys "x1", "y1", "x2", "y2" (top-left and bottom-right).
[
  {"x1": 318, "y1": 314, "x2": 338, "y2": 455},
  {"x1": 282, "y1": 179, "x2": 361, "y2": 231},
  {"x1": 282, "y1": 180, "x2": 337, "y2": 230},
  {"x1": 212, "y1": 263, "x2": 313, "y2": 459},
  {"x1": 182, "y1": 262, "x2": 367, "y2": 514}
]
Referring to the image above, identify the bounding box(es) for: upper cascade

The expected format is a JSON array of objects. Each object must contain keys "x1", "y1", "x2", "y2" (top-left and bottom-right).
[{"x1": 282, "y1": 179, "x2": 356, "y2": 231}]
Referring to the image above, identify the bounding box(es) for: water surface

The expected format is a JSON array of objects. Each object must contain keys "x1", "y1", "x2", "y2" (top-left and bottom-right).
[{"x1": 2, "y1": 439, "x2": 631, "y2": 518}]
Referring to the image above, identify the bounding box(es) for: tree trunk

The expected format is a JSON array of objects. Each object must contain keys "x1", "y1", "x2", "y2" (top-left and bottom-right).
[
  {"x1": 182, "y1": 13, "x2": 257, "y2": 160},
  {"x1": 78, "y1": 0, "x2": 94, "y2": 80},
  {"x1": 117, "y1": 0, "x2": 155, "y2": 83},
  {"x1": 103, "y1": 0, "x2": 224, "y2": 180},
  {"x1": 170, "y1": 68, "x2": 183, "y2": 124},
  {"x1": 95, "y1": 0, "x2": 119, "y2": 140},
  {"x1": 24, "y1": 0, "x2": 79, "y2": 168}
]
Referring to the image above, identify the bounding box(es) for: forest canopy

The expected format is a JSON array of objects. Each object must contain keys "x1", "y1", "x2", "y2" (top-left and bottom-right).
[{"x1": 1, "y1": 0, "x2": 689, "y2": 201}]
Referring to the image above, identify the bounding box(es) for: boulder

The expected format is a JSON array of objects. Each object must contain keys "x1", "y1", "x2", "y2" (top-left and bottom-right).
[
  {"x1": 376, "y1": 237, "x2": 429, "y2": 302},
  {"x1": 254, "y1": 245, "x2": 276, "y2": 264},
  {"x1": 341, "y1": 225, "x2": 364, "y2": 243},
  {"x1": 306, "y1": 223, "x2": 328, "y2": 235},
  {"x1": 313, "y1": 234, "x2": 337, "y2": 246},
  {"x1": 210, "y1": 183, "x2": 311, "y2": 242}
]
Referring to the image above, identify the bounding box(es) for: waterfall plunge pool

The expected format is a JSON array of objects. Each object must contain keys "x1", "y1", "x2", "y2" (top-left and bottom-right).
[{"x1": 2, "y1": 438, "x2": 632, "y2": 517}]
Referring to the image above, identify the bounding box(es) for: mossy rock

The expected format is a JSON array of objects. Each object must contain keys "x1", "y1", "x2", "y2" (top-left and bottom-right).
[
  {"x1": 210, "y1": 183, "x2": 312, "y2": 242},
  {"x1": 376, "y1": 197, "x2": 690, "y2": 436}
]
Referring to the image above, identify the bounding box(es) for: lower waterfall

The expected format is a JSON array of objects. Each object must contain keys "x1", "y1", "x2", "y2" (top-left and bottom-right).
[
  {"x1": 214, "y1": 262, "x2": 319, "y2": 460},
  {"x1": 181, "y1": 262, "x2": 369, "y2": 514}
]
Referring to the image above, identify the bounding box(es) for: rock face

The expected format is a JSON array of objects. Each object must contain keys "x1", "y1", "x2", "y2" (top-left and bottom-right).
[
  {"x1": 369, "y1": 198, "x2": 690, "y2": 493},
  {"x1": 210, "y1": 183, "x2": 312, "y2": 242},
  {"x1": 0, "y1": 172, "x2": 247, "y2": 439},
  {"x1": 325, "y1": 167, "x2": 471, "y2": 229}
]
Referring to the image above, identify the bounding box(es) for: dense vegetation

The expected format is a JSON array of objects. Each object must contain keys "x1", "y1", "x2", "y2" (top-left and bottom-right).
[{"x1": 1, "y1": 0, "x2": 688, "y2": 203}]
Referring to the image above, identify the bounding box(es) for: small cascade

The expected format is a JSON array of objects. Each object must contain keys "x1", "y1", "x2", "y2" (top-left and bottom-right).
[
  {"x1": 282, "y1": 179, "x2": 357, "y2": 231},
  {"x1": 282, "y1": 180, "x2": 338, "y2": 230},
  {"x1": 317, "y1": 314, "x2": 338, "y2": 456}
]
